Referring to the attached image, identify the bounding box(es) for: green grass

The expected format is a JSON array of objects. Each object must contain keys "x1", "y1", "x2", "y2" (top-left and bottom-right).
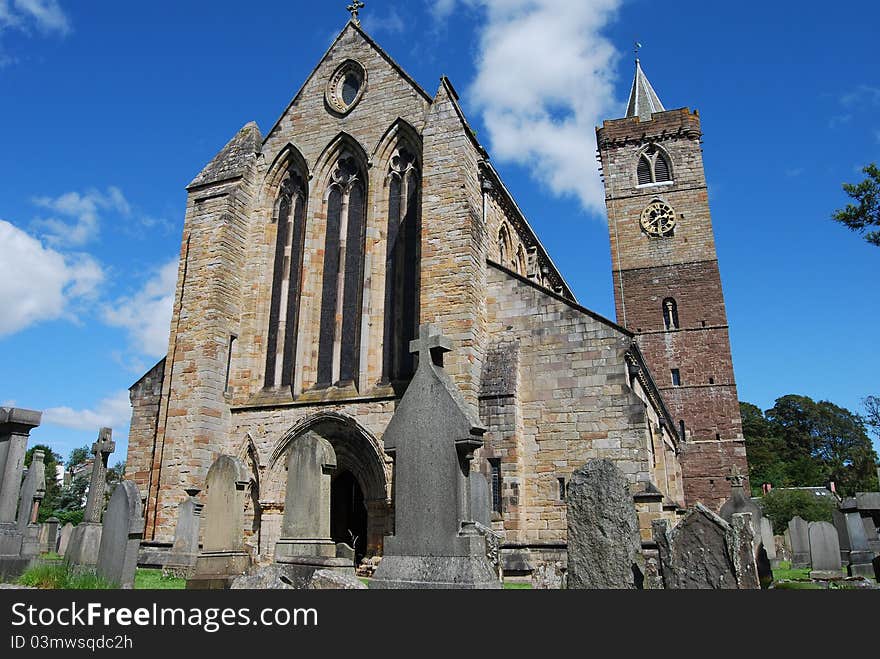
[
  {"x1": 772, "y1": 561, "x2": 811, "y2": 582},
  {"x1": 134, "y1": 569, "x2": 186, "y2": 590},
  {"x1": 503, "y1": 581, "x2": 533, "y2": 589},
  {"x1": 18, "y1": 562, "x2": 115, "y2": 589}
]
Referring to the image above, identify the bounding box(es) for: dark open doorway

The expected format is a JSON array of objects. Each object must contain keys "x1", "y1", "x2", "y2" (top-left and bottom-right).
[{"x1": 331, "y1": 470, "x2": 368, "y2": 562}]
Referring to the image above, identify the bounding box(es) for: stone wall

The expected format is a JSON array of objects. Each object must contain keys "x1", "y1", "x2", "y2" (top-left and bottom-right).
[{"x1": 127, "y1": 359, "x2": 165, "y2": 493}]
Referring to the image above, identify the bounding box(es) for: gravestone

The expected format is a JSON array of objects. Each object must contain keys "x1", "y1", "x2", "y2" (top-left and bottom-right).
[
  {"x1": 470, "y1": 472, "x2": 502, "y2": 578},
  {"x1": 788, "y1": 516, "x2": 810, "y2": 569},
  {"x1": 760, "y1": 518, "x2": 778, "y2": 567},
  {"x1": 729, "y1": 513, "x2": 761, "y2": 589},
  {"x1": 66, "y1": 429, "x2": 115, "y2": 567},
  {"x1": 57, "y1": 523, "x2": 74, "y2": 556},
  {"x1": 808, "y1": 521, "x2": 842, "y2": 580},
  {"x1": 652, "y1": 504, "x2": 759, "y2": 589},
  {"x1": 96, "y1": 481, "x2": 144, "y2": 589},
  {"x1": 566, "y1": 459, "x2": 642, "y2": 589},
  {"x1": 16, "y1": 452, "x2": 46, "y2": 559},
  {"x1": 163, "y1": 488, "x2": 203, "y2": 577},
  {"x1": 41, "y1": 517, "x2": 59, "y2": 555},
  {"x1": 0, "y1": 407, "x2": 41, "y2": 579},
  {"x1": 774, "y1": 535, "x2": 789, "y2": 563},
  {"x1": 274, "y1": 433, "x2": 354, "y2": 580},
  {"x1": 371, "y1": 324, "x2": 501, "y2": 589},
  {"x1": 838, "y1": 498, "x2": 875, "y2": 578},
  {"x1": 187, "y1": 455, "x2": 251, "y2": 589}
]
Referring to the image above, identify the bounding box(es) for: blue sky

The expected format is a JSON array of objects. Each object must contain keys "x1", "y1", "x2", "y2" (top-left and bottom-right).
[{"x1": 1, "y1": 0, "x2": 878, "y2": 466}]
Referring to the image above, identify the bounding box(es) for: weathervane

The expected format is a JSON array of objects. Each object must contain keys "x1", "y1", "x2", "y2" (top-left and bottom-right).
[
  {"x1": 347, "y1": 1, "x2": 365, "y2": 25},
  {"x1": 634, "y1": 40, "x2": 642, "y2": 62}
]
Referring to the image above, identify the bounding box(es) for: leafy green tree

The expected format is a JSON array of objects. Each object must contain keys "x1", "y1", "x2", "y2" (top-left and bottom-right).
[
  {"x1": 760, "y1": 489, "x2": 837, "y2": 533},
  {"x1": 865, "y1": 395, "x2": 880, "y2": 439},
  {"x1": 741, "y1": 402, "x2": 790, "y2": 494},
  {"x1": 24, "y1": 445, "x2": 63, "y2": 522},
  {"x1": 832, "y1": 163, "x2": 880, "y2": 246},
  {"x1": 67, "y1": 446, "x2": 90, "y2": 471}
]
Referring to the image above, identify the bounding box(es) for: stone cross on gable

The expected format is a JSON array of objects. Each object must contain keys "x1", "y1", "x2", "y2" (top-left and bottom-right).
[
  {"x1": 409, "y1": 323, "x2": 452, "y2": 369},
  {"x1": 347, "y1": 1, "x2": 365, "y2": 25},
  {"x1": 726, "y1": 464, "x2": 745, "y2": 489},
  {"x1": 83, "y1": 428, "x2": 116, "y2": 524}
]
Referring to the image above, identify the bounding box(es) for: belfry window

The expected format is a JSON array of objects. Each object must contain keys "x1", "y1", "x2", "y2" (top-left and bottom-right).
[
  {"x1": 382, "y1": 147, "x2": 421, "y2": 386},
  {"x1": 265, "y1": 170, "x2": 308, "y2": 389},
  {"x1": 671, "y1": 369, "x2": 681, "y2": 386},
  {"x1": 316, "y1": 155, "x2": 367, "y2": 388},
  {"x1": 663, "y1": 297, "x2": 679, "y2": 330},
  {"x1": 637, "y1": 146, "x2": 673, "y2": 186}
]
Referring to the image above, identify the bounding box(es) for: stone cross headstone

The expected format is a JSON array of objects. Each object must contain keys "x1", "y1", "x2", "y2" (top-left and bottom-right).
[
  {"x1": 566, "y1": 459, "x2": 642, "y2": 589},
  {"x1": 16, "y1": 452, "x2": 46, "y2": 559},
  {"x1": 371, "y1": 324, "x2": 501, "y2": 589},
  {"x1": 0, "y1": 408, "x2": 41, "y2": 578},
  {"x1": 653, "y1": 503, "x2": 759, "y2": 589},
  {"x1": 96, "y1": 481, "x2": 144, "y2": 589},
  {"x1": 66, "y1": 429, "x2": 116, "y2": 568},
  {"x1": 187, "y1": 455, "x2": 251, "y2": 589},
  {"x1": 808, "y1": 521, "x2": 841, "y2": 579},
  {"x1": 164, "y1": 488, "x2": 203, "y2": 576},
  {"x1": 57, "y1": 523, "x2": 74, "y2": 556},
  {"x1": 787, "y1": 516, "x2": 810, "y2": 569}
]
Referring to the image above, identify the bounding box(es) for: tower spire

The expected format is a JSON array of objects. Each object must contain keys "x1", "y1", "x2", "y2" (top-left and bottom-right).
[{"x1": 625, "y1": 57, "x2": 665, "y2": 121}]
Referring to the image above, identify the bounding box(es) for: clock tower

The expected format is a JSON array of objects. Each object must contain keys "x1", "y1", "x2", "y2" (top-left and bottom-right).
[{"x1": 596, "y1": 59, "x2": 747, "y2": 510}]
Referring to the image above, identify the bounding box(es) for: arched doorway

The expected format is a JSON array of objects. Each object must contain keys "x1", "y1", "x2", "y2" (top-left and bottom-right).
[{"x1": 331, "y1": 470, "x2": 368, "y2": 561}]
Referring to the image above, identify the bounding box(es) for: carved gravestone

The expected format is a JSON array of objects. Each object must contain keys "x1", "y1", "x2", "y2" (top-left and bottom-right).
[
  {"x1": 720, "y1": 466, "x2": 771, "y2": 585},
  {"x1": 187, "y1": 455, "x2": 251, "y2": 589},
  {"x1": 0, "y1": 408, "x2": 41, "y2": 578},
  {"x1": 653, "y1": 504, "x2": 759, "y2": 589},
  {"x1": 274, "y1": 433, "x2": 354, "y2": 581},
  {"x1": 96, "y1": 481, "x2": 144, "y2": 589},
  {"x1": 566, "y1": 459, "x2": 641, "y2": 589},
  {"x1": 57, "y1": 523, "x2": 74, "y2": 556},
  {"x1": 788, "y1": 516, "x2": 810, "y2": 569},
  {"x1": 164, "y1": 488, "x2": 203, "y2": 576},
  {"x1": 41, "y1": 517, "x2": 59, "y2": 554},
  {"x1": 469, "y1": 472, "x2": 502, "y2": 579},
  {"x1": 17, "y1": 452, "x2": 46, "y2": 559},
  {"x1": 66, "y1": 429, "x2": 115, "y2": 567},
  {"x1": 371, "y1": 324, "x2": 501, "y2": 589},
  {"x1": 838, "y1": 498, "x2": 875, "y2": 578},
  {"x1": 808, "y1": 521, "x2": 842, "y2": 579}
]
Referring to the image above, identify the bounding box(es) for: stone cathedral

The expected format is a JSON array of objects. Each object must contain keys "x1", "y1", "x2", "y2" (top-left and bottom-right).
[{"x1": 127, "y1": 17, "x2": 745, "y2": 574}]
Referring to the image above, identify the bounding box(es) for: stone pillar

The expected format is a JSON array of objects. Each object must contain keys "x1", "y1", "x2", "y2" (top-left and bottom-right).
[
  {"x1": 0, "y1": 408, "x2": 41, "y2": 580},
  {"x1": 66, "y1": 429, "x2": 116, "y2": 568}
]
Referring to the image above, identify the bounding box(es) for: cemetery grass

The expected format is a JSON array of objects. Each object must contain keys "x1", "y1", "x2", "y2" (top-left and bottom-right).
[
  {"x1": 134, "y1": 569, "x2": 186, "y2": 590},
  {"x1": 18, "y1": 562, "x2": 115, "y2": 589}
]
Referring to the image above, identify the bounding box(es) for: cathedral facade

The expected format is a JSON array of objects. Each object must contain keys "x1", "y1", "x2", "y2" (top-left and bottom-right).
[{"x1": 127, "y1": 20, "x2": 740, "y2": 572}]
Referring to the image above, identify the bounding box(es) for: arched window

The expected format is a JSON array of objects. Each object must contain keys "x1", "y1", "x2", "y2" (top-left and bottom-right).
[
  {"x1": 516, "y1": 244, "x2": 527, "y2": 277},
  {"x1": 636, "y1": 146, "x2": 673, "y2": 186},
  {"x1": 498, "y1": 224, "x2": 512, "y2": 267},
  {"x1": 662, "y1": 297, "x2": 679, "y2": 331},
  {"x1": 382, "y1": 147, "x2": 421, "y2": 385},
  {"x1": 265, "y1": 169, "x2": 307, "y2": 389},
  {"x1": 316, "y1": 155, "x2": 367, "y2": 388}
]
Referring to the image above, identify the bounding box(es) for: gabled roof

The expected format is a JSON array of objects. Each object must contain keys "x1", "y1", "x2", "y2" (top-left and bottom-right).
[
  {"x1": 625, "y1": 60, "x2": 665, "y2": 121},
  {"x1": 187, "y1": 122, "x2": 262, "y2": 190}
]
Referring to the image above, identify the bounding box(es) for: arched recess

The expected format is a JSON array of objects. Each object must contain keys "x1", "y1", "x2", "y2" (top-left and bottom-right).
[
  {"x1": 263, "y1": 144, "x2": 310, "y2": 391},
  {"x1": 373, "y1": 119, "x2": 423, "y2": 390},
  {"x1": 312, "y1": 133, "x2": 370, "y2": 390},
  {"x1": 635, "y1": 143, "x2": 674, "y2": 185},
  {"x1": 237, "y1": 434, "x2": 263, "y2": 557},
  {"x1": 271, "y1": 412, "x2": 390, "y2": 557}
]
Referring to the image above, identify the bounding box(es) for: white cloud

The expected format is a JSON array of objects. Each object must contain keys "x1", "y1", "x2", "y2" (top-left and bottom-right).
[
  {"x1": 0, "y1": 0, "x2": 69, "y2": 35},
  {"x1": 438, "y1": 0, "x2": 625, "y2": 216},
  {"x1": 43, "y1": 390, "x2": 132, "y2": 433},
  {"x1": 32, "y1": 186, "x2": 131, "y2": 247},
  {"x1": 430, "y1": 0, "x2": 459, "y2": 21},
  {"x1": 362, "y1": 8, "x2": 404, "y2": 35},
  {"x1": 103, "y1": 259, "x2": 177, "y2": 358},
  {"x1": 0, "y1": 220, "x2": 104, "y2": 337}
]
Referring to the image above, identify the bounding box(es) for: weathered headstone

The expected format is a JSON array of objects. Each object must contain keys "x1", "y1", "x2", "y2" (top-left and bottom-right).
[
  {"x1": 371, "y1": 324, "x2": 501, "y2": 589},
  {"x1": 187, "y1": 455, "x2": 251, "y2": 589},
  {"x1": 274, "y1": 433, "x2": 354, "y2": 580},
  {"x1": 163, "y1": 488, "x2": 203, "y2": 577},
  {"x1": 787, "y1": 516, "x2": 810, "y2": 569},
  {"x1": 16, "y1": 452, "x2": 46, "y2": 559},
  {"x1": 774, "y1": 535, "x2": 790, "y2": 563},
  {"x1": 653, "y1": 504, "x2": 759, "y2": 589},
  {"x1": 808, "y1": 521, "x2": 842, "y2": 579},
  {"x1": 57, "y1": 523, "x2": 74, "y2": 556},
  {"x1": 470, "y1": 472, "x2": 502, "y2": 579},
  {"x1": 0, "y1": 408, "x2": 41, "y2": 578},
  {"x1": 66, "y1": 429, "x2": 115, "y2": 567},
  {"x1": 760, "y1": 517, "x2": 778, "y2": 567},
  {"x1": 838, "y1": 498, "x2": 875, "y2": 578},
  {"x1": 566, "y1": 459, "x2": 642, "y2": 589},
  {"x1": 41, "y1": 517, "x2": 59, "y2": 555},
  {"x1": 96, "y1": 481, "x2": 144, "y2": 589},
  {"x1": 730, "y1": 513, "x2": 761, "y2": 589}
]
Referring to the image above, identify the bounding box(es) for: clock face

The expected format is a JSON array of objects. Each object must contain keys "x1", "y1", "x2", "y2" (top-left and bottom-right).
[{"x1": 640, "y1": 200, "x2": 676, "y2": 237}]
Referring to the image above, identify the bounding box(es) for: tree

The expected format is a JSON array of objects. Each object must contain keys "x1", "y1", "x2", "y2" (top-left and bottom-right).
[
  {"x1": 864, "y1": 395, "x2": 880, "y2": 439},
  {"x1": 832, "y1": 163, "x2": 880, "y2": 246},
  {"x1": 67, "y1": 445, "x2": 90, "y2": 471},
  {"x1": 24, "y1": 445, "x2": 62, "y2": 522},
  {"x1": 760, "y1": 489, "x2": 836, "y2": 533}
]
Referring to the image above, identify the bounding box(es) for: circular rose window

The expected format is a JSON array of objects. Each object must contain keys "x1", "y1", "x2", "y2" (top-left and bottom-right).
[{"x1": 326, "y1": 60, "x2": 367, "y2": 115}]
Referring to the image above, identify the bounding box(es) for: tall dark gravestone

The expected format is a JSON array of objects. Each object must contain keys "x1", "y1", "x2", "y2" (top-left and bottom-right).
[
  {"x1": 371, "y1": 324, "x2": 501, "y2": 589},
  {"x1": 0, "y1": 408, "x2": 41, "y2": 578}
]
